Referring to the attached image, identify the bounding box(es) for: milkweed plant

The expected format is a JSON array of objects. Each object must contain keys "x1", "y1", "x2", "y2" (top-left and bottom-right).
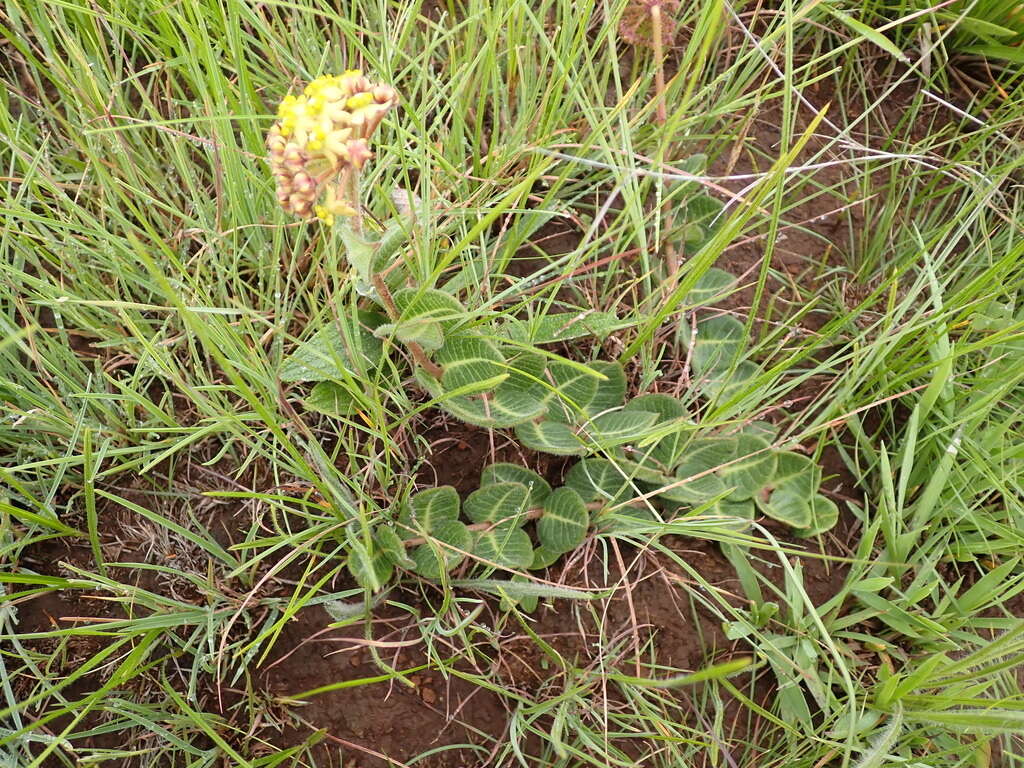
[{"x1": 265, "y1": 73, "x2": 838, "y2": 594}]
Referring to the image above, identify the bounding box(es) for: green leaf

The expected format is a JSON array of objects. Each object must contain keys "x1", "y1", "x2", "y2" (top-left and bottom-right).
[
  {"x1": 936, "y1": 11, "x2": 1019, "y2": 37},
  {"x1": 545, "y1": 361, "x2": 599, "y2": 423},
  {"x1": 595, "y1": 505, "x2": 660, "y2": 532},
  {"x1": 437, "y1": 334, "x2": 506, "y2": 393},
  {"x1": 375, "y1": 526, "x2": 415, "y2": 569},
  {"x1": 719, "y1": 433, "x2": 776, "y2": 500},
  {"x1": 529, "y1": 545, "x2": 563, "y2": 570},
  {"x1": 607, "y1": 657, "x2": 753, "y2": 688},
  {"x1": 537, "y1": 487, "x2": 590, "y2": 554},
  {"x1": 338, "y1": 224, "x2": 384, "y2": 296},
  {"x1": 625, "y1": 393, "x2": 686, "y2": 421},
  {"x1": 412, "y1": 519, "x2": 471, "y2": 580},
  {"x1": 691, "y1": 315, "x2": 744, "y2": 375},
  {"x1": 564, "y1": 458, "x2": 634, "y2": 505},
  {"x1": 613, "y1": 450, "x2": 674, "y2": 485},
  {"x1": 737, "y1": 420, "x2": 778, "y2": 442},
  {"x1": 472, "y1": 522, "x2": 533, "y2": 571},
  {"x1": 754, "y1": 452, "x2": 819, "y2": 528},
  {"x1": 698, "y1": 360, "x2": 760, "y2": 401},
  {"x1": 279, "y1": 311, "x2": 385, "y2": 383},
  {"x1": 348, "y1": 545, "x2": 393, "y2": 592},
  {"x1": 961, "y1": 43, "x2": 1024, "y2": 63},
  {"x1": 819, "y1": 4, "x2": 910, "y2": 63},
  {"x1": 399, "y1": 486, "x2": 460, "y2": 539},
  {"x1": 393, "y1": 287, "x2": 467, "y2": 330},
  {"x1": 580, "y1": 411, "x2": 658, "y2": 449},
  {"x1": 516, "y1": 420, "x2": 586, "y2": 456},
  {"x1": 463, "y1": 482, "x2": 530, "y2": 525},
  {"x1": 770, "y1": 452, "x2": 820, "y2": 498},
  {"x1": 504, "y1": 350, "x2": 549, "y2": 387},
  {"x1": 625, "y1": 394, "x2": 692, "y2": 466},
  {"x1": 501, "y1": 574, "x2": 540, "y2": 613},
  {"x1": 584, "y1": 361, "x2": 628, "y2": 415},
  {"x1": 305, "y1": 381, "x2": 359, "y2": 417},
  {"x1": 374, "y1": 318, "x2": 444, "y2": 351},
  {"x1": 498, "y1": 311, "x2": 627, "y2": 343},
  {"x1": 685, "y1": 268, "x2": 736, "y2": 306},
  {"x1": 705, "y1": 498, "x2": 755, "y2": 523},
  {"x1": 481, "y1": 463, "x2": 552, "y2": 507},
  {"x1": 415, "y1": 367, "x2": 546, "y2": 429},
  {"x1": 794, "y1": 494, "x2": 839, "y2": 537},
  {"x1": 685, "y1": 193, "x2": 725, "y2": 225},
  {"x1": 662, "y1": 438, "x2": 733, "y2": 503},
  {"x1": 762, "y1": 488, "x2": 812, "y2": 528}
]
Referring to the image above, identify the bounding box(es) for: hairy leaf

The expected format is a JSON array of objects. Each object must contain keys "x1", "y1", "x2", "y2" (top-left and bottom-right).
[
  {"x1": 279, "y1": 311, "x2": 385, "y2": 382},
  {"x1": 473, "y1": 522, "x2": 533, "y2": 571},
  {"x1": 374, "y1": 318, "x2": 444, "y2": 351},
  {"x1": 348, "y1": 544, "x2": 393, "y2": 592},
  {"x1": 685, "y1": 267, "x2": 737, "y2": 307},
  {"x1": 580, "y1": 411, "x2": 659, "y2": 450},
  {"x1": 393, "y1": 287, "x2": 467, "y2": 330},
  {"x1": 437, "y1": 334, "x2": 506, "y2": 393},
  {"x1": 399, "y1": 486, "x2": 460, "y2": 539},
  {"x1": 794, "y1": 494, "x2": 840, "y2": 537},
  {"x1": 412, "y1": 519, "x2": 471, "y2": 579},
  {"x1": 498, "y1": 311, "x2": 627, "y2": 344},
  {"x1": 537, "y1": 487, "x2": 590, "y2": 554},
  {"x1": 545, "y1": 361, "x2": 599, "y2": 423},
  {"x1": 464, "y1": 481, "x2": 530, "y2": 526},
  {"x1": 564, "y1": 458, "x2": 634, "y2": 505},
  {"x1": 584, "y1": 361, "x2": 627, "y2": 416},
  {"x1": 376, "y1": 526, "x2": 415, "y2": 569},
  {"x1": 516, "y1": 420, "x2": 586, "y2": 456},
  {"x1": 691, "y1": 314, "x2": 744, "y2": 375},
  {"x1": 305, "y1": 381, "x2": 359, "y2": 417},
  {"x1": 719, "y1": 433, "x2": 776, "y2": 500},
  {"x1": 481, "y1": 463, "x2": 552, "y2": 507}
]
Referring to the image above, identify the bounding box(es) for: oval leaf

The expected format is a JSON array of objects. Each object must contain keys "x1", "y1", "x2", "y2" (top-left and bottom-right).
[
  {"x1": 545, "y1": 361, "x2": 599, "y2": 423},
  {"x1": 399, "y1": 485, "x2": 460, "y2": 539},
  {"x1": 580, "y1": 411, "x2": 658, "y2": 449},
  {"x1": 464, "y1": 481, "x2": 530, "y2": 526},
  {"x1": 516, "y1": 420, "x2": 586, "y2": 456},
  {"x1": 584, "y1": 361, "x2": 627, "y2": 416},
  {"x1": 437, "y1": 334, "x2": 506, "y2": 393},
  {"x1": 564, "y1": 458, "x2": 634, "y2": 505},
  {"x1": 537, "y1": 487, "x2": 590, "y2": 555},
  {"x1": 306, "y1": 381, "x2": 359, "y2": 417},
  {"x1": 794, "y1": 494, "x2": 839, "y2": 537},
  {"x1": 691, "y1": 314, "x2": 744, "y2": 375},
  {"x1": 393, "y1": 287, "x2": 467, "y2": 330},
  {"x1": 472, "y1": 522, "x2": 533, "y2": 571},
  {"x1": 412, "y1": 519, "x2": 471, "y2": 579},
  {"x1": 376, "y1": 526, "x2": 415, "y2": 569},
  {"x1": 719, "y1": 434, "x2": 776, "y2": 500},
  {"x1": 481, "y1": 463, "x2": 552, "y2": 507}
]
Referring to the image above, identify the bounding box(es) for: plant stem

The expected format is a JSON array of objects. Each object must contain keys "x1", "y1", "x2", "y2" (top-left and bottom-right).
[
  {"x1": 371, "y1": 273, "x2": 444, "y2": 380},
  {"x1": 650, "y1": 2, "x2": 667, "y2": 124},
  {"x1": 345, "y1": 168, "x2": 363, "y2": 235}
]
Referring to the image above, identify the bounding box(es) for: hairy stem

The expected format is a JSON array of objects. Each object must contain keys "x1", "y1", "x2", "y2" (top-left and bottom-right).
[{"x1": 371, "y1": 273, "x2": 444, "y2": 380}]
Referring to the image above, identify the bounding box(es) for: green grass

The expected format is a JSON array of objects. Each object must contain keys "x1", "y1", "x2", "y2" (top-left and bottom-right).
[{"x1": 2, "y1": 0, "x2": 1024, "y2": 766}]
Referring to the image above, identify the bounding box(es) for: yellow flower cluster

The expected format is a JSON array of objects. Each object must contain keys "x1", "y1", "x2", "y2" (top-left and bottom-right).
[{"x1": 266, "y1": 71, "x2": 398, "y2": 222}]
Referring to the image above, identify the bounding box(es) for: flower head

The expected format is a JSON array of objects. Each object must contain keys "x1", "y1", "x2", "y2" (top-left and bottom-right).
[{"x1": 266, "y1": 71, "x2": 398, "y2": 221}]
